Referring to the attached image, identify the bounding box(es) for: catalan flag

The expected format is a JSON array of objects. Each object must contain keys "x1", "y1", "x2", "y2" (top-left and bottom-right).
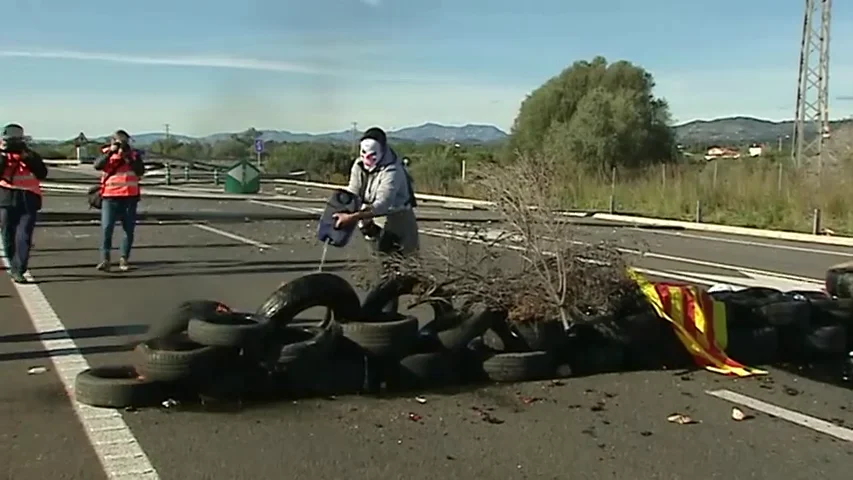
[{"x1": 628, "y1": 268, "x2": 767, "y2": 377}]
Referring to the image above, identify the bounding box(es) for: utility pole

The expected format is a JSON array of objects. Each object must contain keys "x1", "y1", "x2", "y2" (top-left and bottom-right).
[
  {"x1": 163, "y1": 123, "x2": 171, "y2": 156},
  {"x1": 792, "y1": 0, "x2": 835, "y2": 171},
  {"x1": 351, "y1": 122, "x2": 358, "y2": 156}
]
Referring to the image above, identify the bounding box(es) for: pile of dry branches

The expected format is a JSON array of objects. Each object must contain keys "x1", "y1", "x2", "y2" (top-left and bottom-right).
[{"x1": 357, "y1": 153, "x2": 643, "y2": 327}]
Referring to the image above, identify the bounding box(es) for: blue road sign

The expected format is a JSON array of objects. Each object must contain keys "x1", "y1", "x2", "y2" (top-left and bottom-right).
[{"x1": 254, "y1": 138, "x2": 264, "y2": 153}]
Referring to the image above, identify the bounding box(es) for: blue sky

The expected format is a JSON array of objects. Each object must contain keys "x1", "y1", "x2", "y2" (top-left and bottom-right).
[{"x1": 1, "y1": 0, "x2": 852, "y2": 139}]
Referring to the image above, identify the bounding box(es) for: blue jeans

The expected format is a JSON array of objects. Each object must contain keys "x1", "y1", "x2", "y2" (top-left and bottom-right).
[
  {"x1": 101, "y1": 197, "x2": 139, "y2": 262},
  {"x1": 0, "y1": 205, "x2": 36, "y2": 273}
]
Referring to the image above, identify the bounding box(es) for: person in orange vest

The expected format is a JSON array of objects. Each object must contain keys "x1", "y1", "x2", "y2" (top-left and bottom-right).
[
  {"x1": 93, "y1": 130, "x2": 145, "y2": 272},
  {"x1": 0, "y1": 123, "x2": 48, "y2": 283}
]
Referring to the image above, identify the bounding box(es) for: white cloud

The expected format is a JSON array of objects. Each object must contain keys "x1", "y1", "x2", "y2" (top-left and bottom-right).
[
  {"x1": 0, "y1": 49, "x2": 325, "y2": 75},
  {"x1": 0, "y1": 48, "x2": 493, "y2": 87}
]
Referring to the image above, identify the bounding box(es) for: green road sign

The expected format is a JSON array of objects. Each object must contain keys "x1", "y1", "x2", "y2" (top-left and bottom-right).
[{"x1": 223, "y1": 159, "x2": 261, "y2": 194}]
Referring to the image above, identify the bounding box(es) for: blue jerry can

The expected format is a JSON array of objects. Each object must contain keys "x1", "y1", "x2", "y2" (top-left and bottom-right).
[{"x1": 317, "y1": 189, "x2": 362, "y2": 247}]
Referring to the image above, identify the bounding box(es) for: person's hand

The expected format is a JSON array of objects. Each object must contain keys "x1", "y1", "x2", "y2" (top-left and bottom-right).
[
  {"x1": 332, "y1": 212, "x2": 357, "y2": 229},
  {"x1": 109, "y1": 143, "x2": 119, "y2": 152}
]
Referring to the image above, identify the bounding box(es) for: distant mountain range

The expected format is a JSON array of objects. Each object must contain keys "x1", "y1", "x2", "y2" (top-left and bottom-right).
[
  {"x1": 42, "y1": 117, "x2": 853, "y2": 147},
  {"x1": 58, "y1": 123, "x2": 511, "y2": 146},
  {"x1": 674, "y1": 116, "x2": 852, "y2": 146}
]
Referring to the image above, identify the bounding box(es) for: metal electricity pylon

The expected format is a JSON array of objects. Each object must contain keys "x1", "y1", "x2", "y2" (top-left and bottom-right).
[{"x1": 792, "y1": 0, "x2": 835, "y2": 170}]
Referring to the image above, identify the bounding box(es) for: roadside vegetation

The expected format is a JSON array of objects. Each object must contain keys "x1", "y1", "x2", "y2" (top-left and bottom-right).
[{"x1": 31, "y1": 56, "x2": 853, "y2": 234}]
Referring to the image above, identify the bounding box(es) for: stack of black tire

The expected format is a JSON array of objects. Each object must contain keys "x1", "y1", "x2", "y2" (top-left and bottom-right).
[
  {"x1": 73, "y1": 273, "x2": 521, "y2": 409},
  {"x1": 710, "y1": 287, "x2": 852, "y2": 366},
  {"x1": 74, "y1": 275, "x2": 853, "y2": 409}
]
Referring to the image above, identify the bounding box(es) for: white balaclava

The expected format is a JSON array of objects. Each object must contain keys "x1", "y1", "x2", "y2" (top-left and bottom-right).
[{"x1": 359, "y1": 138, "x2": 383, "y2": 169}]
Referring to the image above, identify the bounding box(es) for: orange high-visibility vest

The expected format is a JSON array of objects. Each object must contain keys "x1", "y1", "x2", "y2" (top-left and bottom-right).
[
  {"x1": 0, "y1": 152, "x2": 42, "y2": 196},
  {"x1": 100, "y1": 149, "x2": 140, "y2": 198},
  {"x1": 627, "y1": 268, "x2": 766, "y2": 377}
]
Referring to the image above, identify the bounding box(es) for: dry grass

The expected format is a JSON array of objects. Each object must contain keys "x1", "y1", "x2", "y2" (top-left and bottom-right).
[
  {"x1": 355, "y1": 153, "x2": 642, "y2": 326},
  {"x1": 560, "y1": 158, "x2": 853, "y2": 234},
  {"x1": 409, "y1": 151, "x2": 853, "y2": 235}
]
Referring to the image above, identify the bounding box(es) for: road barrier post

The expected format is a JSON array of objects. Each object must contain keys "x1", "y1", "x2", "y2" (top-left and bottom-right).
[
  {"x1": 165, "y1": 163, "x2": 172, "y2": 186},
  {"x1": 183, "y1": 165, "x2": 190, "y2": 181},
  {"x1": 213, "y1": 169, "x2": 220, "y2": 185},
  {"x1": 812, "y1": 208, "x2": 822, "y2": 235},
  {"x1": 608, "y1": 195, "x2": 615, "y2": 214},
  {"x1": 695, "y1": 200, "x2": 703, "y2": 223}
]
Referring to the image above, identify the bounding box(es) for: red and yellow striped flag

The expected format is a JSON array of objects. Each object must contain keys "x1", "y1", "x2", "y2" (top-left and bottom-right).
[{"x1": 628, "y1": 268, "x2": 767, "y2": 377}]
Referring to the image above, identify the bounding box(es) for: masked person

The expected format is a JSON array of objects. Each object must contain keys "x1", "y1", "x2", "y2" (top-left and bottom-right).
[
  {"x1": 93, "y1": 130, "x2": 145, "y2": 272},
  {"x1": 333, "y1": 127, "x2": 419, "y2": 311},
  {"x1": 0, "y1": 124, "x2": 48, "y2": 284}
]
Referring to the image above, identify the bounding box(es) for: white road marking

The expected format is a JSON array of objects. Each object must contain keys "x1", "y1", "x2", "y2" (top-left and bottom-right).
[
  {"x1": 249, "y1": 199, "x2": 322, "y2": 214},
  {"x1": 707, "y1": 389, "x2": 853, "y2": 442},
  {"x1": 617, "y1": 246, "x2": 821, "y2": 283},
  {"x1": 0, "y1": 248, "x2": 159, "y2": 479},
  {"x1": 420, "y1": 227, "x2": 744, "y2": 287},
  {"x1": 243, "y1": 201, "x2": 822, "y2": 289},
  {"x1": 667, "y1": 270, "x2": 821, "y2": 291},
  {"x1": 638, "y1": 229, "x2": 853, "y2": 257},
  {"x1": 192, "y1": 224, "x2": 273, "y2": 249}
]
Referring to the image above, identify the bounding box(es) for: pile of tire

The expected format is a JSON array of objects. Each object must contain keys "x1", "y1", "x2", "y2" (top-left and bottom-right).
[
  {"x1": 710, "y1": 287, "x2": 852, "y2": 365},
  {"x1": 72, "y1": 273, "x2": 522, "y2": 408},
  {"x1": 74, "y1": 274, "x2": 851, "y2": 409}
]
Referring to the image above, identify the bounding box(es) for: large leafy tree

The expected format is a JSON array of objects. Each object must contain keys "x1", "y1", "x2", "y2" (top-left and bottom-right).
[{"x1": 509, "y1": 56, "x2": 676, "y2": 176}]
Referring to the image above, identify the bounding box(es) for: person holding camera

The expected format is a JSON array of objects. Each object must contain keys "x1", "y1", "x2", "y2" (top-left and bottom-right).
[
  {"x1": 0, "y1": 123, "x2": 48, "y2": 283},
  {"x1": 93, "y1": 130, "x2": 145, "y2": 272}
]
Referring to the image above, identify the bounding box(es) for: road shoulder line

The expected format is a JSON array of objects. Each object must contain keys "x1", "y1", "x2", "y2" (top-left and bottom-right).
[
  {"x1": 707, "y1": 389, "x2": 853, "y2": 442},
  {"x1": 0, "y1": 250, "x2": 160, "y2": 479}
]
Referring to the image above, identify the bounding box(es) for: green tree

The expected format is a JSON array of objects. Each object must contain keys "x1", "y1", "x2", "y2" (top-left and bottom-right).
[{"x1": 509, "y1": 56, "x2": 676, "y2": 176}]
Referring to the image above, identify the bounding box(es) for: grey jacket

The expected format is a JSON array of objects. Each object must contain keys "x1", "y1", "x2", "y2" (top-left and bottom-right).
[{"x1": 346, "y1": 148, "x2": 419, "y2": 254}]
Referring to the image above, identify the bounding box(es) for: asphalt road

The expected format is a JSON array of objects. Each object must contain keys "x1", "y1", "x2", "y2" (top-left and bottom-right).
[{"x1": 1, "y1": 186, "x2": 852, "y2": 479}]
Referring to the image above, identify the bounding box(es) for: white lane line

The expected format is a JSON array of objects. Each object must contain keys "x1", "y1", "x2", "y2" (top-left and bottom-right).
[
  {"x1": 192, "y1": 224, "x2": 273, "y2": 249},
  {"x1": 242, "y1": 202, "x2": 818, "y2": 287},
  {"x1": 707, "y1": 389, "x2": 853, "y2": 442},
  {"x1": 639, "y1": 229, "x2": 853, "y2": 257},
  {"x1": 249, "y1": 199, "x2": 322, "y2": 214},
  {"x1": 428, "y1": 226, "x2": 823, "y2": 285},
  {"x1": 625, "y1": 248, "x2": 821, "y2": 283},
  {"x1": 419, "y1": 227, "x2": 740, "y2": 287},
  {"x1": 0, "y1": 248, "x2": 159, "y2": 479}
]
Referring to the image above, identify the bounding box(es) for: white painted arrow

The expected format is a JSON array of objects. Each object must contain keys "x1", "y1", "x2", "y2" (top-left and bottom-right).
[{"x1": 665, "y1": 269, "x2": 824, "y2": 292}]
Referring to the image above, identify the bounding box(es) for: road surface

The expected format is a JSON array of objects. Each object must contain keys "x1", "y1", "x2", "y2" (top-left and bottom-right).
[{"x1": 1, "y1": 178, "x2": 852, "y2": 479}]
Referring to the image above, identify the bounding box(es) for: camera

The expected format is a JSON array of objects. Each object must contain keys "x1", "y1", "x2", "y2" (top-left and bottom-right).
[{"x1": 1, "y1": 138, "x2": 25, "y2": 153}]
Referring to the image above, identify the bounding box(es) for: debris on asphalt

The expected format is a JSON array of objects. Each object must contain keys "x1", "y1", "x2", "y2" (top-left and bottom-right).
[
  {"x1": 783, "y1": 385, "x2": 800, "y2": 396},
  {"x1": 415, "y1": 396, "x2": 427, "y2": 404},
  {"x1": 472, "y1": 406, "x2": 504, "y2": 424},
  {"x1": 161, "y1": 399, "x2": 179, "y2": 408},
  {"x1": 667, "y1": 413, "x2": 699, "y2": 425},
  {"x1": 731, "y1": 407, "x2": 753, "y2": 421},
  {"x1": 27, "y1": 366, "x2": 48, "y2": 375},
  {"x1": 407, "y1": 412, "x2": 422, "y2": 422},
  {"x1": 518, "y1": 395, "x2": 542, "y2": 405}
]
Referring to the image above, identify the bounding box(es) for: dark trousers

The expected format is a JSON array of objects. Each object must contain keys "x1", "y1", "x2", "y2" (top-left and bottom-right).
[
  {"x1": 376, "y1": 229, "x2": 404, "y2": 314},
  {"x1": 101, "y1": 197, "x2": 139, "y2": 261},
  {"x1": 0, "y1": 205, "x2": 37, "y2": 273}
]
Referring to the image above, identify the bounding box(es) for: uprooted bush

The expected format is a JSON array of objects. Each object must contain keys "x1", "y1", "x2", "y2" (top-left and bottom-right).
[{"x1": 355, "y1": 153, "x2": 646, "y2": 329}]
